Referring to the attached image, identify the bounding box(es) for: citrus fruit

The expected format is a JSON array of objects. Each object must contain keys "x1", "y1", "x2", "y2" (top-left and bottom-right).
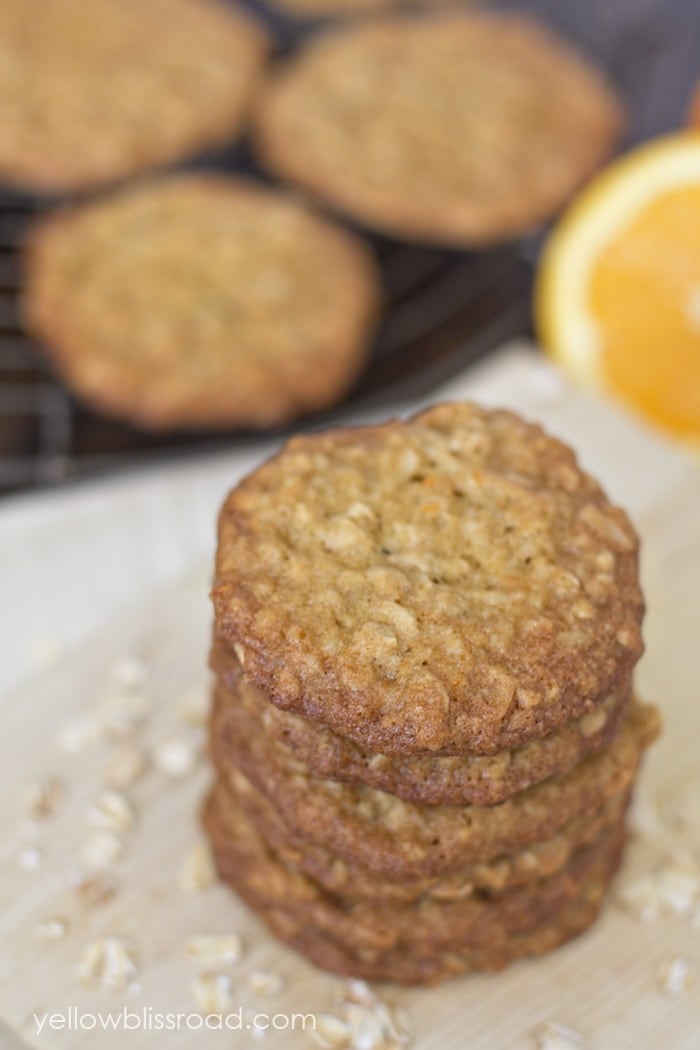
[{"x1": 536, "y1": 132, "x2": 700, "y2": 442}]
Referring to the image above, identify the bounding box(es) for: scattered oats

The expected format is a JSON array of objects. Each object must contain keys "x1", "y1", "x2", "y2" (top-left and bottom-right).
[
  {"x1": 84, "y1": 791, "x2": 135, "y2": 835},
  {"x1": 534, "y1": 1021, "x2": 587, "y2": 1050},
  {"x1": 78, "y1": 937, "x2": 137, "y2": 990},
  {"x1": 627, "y1": 791, "x2": 666, "y2": 838},
  {"x1": 335, "y1": 981, "x2": 411, "y2": 1050},
  {"x1": 111, "y1": 657, "x2": 149, "y2": 691},
  {"x1": 25, "y1": 774, "x2": 64, "y2": 820},
  {"x1": 340, "y1": 979, "x2": 374, "y2": 1007},
  {"x1": 81, "y1": 830, "x2": 124, "y2": 871},
  {"x1": 246, "y1": 1009, "x2": 270, "y2": 1040},
  {"x1": 657, "y1": 956, "x2": 697, "y2": 997},
  {"x1": 248, "y1": 971, "x2": 285, "y2": 996},
  {"x1": 618, "y1": 873, "x2": 664, "y2": 924},
  {"x1": 104, "y1": 742, "x2": 148, "y2": 790},
  {"x1": 191, "y1": 973, "x2": 233, "y2": 1014},
  {"x1": 656, "y1": 854, "x2": 700, "y2": 915},
  {"x1": 57, "y1": 715, "x2": 103, "y2": 754},
  {"x1": 618, "y1": 854, "x2": 700, "y2": 923},
  {"x1": 184, "y1": 934, "x2": 243, "y2": 968},
  {"x1": 99, "y1": 691, "x2": 153, "y2": 737},
  {"x1": 74, "y1": 872, "x2": 118, "y2": 908},
  {"x1": 152, "y1": 731, "x2": 202, "y2": 778},
  {"x1": 180, "y1": 842, "x2": 216, "y2": 894},
  {"x1": 33, "y1": 917, "x2": 68, "y2": 941},
  {"x1": 346, "y1": 1006, "x2": 400, "y2": 1050},
  {"x1": 19, "y1": 845, "x2": 43, "y2": 871},
  {"x1": 178, "y1": 687, "x2": 209, "y2": 728},
  {"x1": 309, "y1": 1014, "x2": 351, "y2": 1048}
]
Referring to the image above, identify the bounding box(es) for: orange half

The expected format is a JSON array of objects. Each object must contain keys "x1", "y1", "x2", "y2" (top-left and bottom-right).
[{"x1": 536, "y1": 132, "x2": 700, "y2": 443}]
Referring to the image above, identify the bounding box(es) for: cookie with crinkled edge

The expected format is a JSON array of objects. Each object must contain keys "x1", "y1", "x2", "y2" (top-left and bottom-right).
[
  {"x1": 24, "y1": 175, "x2": 381, "y2": 431},
  {"x1": 0, "y1": 0, "x2": 269, "y2": 193},
  {"x1": 245, "y1": 872, "x2": 618, "y2": 984},
  {"x1": 203, "y1": 789, "x2": 625, "y2": 970},
  {"x1": 209, "y1": 763, "x2": 632, "y2": 904},
  {"x1": 213, "y1": 402, "x2": 644, "y2": 755},
  {"x1": 254, "y1": 12, "x2": 624, "y2": 245},
  {"x1": 211, "y1": 637, "x2": 632, "y2": 805},
  {"x1": 209, "y1": 698, "x2": 658, "y2": 880}
]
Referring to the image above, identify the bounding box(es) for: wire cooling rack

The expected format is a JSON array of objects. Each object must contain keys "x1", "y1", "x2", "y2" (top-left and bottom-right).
[
  {"x1": 3, "y1": 0, "x2": 692, "y2": 495},
  {"x1": 0, "y1": 182, "x2": 533, "y2": 494}
]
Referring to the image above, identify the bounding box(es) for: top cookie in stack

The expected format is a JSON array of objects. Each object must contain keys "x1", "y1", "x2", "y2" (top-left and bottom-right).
[{"x1": 206, "y1": 402, "x2": 658, "y2": 984}]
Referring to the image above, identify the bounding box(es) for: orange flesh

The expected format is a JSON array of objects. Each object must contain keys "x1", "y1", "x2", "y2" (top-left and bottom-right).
[{"x1": 589, "y1": 186, "x2": 700, "y2": 438}]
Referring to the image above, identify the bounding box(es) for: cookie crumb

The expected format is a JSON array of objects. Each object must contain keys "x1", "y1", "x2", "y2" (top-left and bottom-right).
[{"x1": 74, "y1": 872, "x2": 119, "y2": 909}]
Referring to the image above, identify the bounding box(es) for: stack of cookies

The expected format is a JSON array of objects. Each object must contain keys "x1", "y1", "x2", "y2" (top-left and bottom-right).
[{"x1": 205, "y1": 403, "x2": 660, "y2": 984}]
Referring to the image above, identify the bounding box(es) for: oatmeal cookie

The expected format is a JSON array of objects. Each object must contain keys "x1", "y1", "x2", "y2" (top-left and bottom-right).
[
  {"x1": 254, "y1": 876, "x2": 619, "y2": 984},
  {"x1": 203, "y1": 790, "x2": 624, "y2": 967},
  {"x1": 212, "y1": 403, "x2": 644, "y2": 754},
  {"x1": 0, "y1": 0, "x2": 268, "y2": 193},
  {"x1": 210, "y1": 698, "x2": 659, "y2": 880},
  {"x1": 209, "y1": 765, "x2": 631, "y2": 904},
  {"x1": 211, "y1": 637, "x2": 631, "y2": 805},
  {"x1": 24, "y1": 175, "x2": 380, "y2": 430},
  {"x1": 254, "y1": 12, "x2": 624, "y2": 244}
]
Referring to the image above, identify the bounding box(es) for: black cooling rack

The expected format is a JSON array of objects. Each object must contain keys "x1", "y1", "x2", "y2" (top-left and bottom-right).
[
  {"x1": 0, "y1": 182, "x2": 533, "y2": 494},
  {"x1": 2, "y1": 0, "x2": 694, "y2": 495}
]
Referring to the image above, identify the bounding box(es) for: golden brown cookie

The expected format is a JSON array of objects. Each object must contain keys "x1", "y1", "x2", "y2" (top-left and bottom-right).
[
  {"x1": 212, "y1": 403, "x2": 644, "y2": 755},
  {"x1": 209, "y1": 765, "x2": 632, "y2": 904},
  {"x1": 254, "y1": 12, "x2": 624, "y2": 245},
  {"x1": 0, "y1": 0, "x2": 268, "y2": 193},
  {"x1": 210, "y1": 698, "x2": 658, "y2": 880},
  {"x1": 24, "y1": 175, "x2": 381, "y2": 430},
  {"x1": 254, "y1": 877, "x2": 618, "y2": 984},
  {"x1": 203, "y1": 788, "x2": 625, "y2": 969},
  {"x1": 211, "y1": 637, "x2": 632, "y2": 805}
]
